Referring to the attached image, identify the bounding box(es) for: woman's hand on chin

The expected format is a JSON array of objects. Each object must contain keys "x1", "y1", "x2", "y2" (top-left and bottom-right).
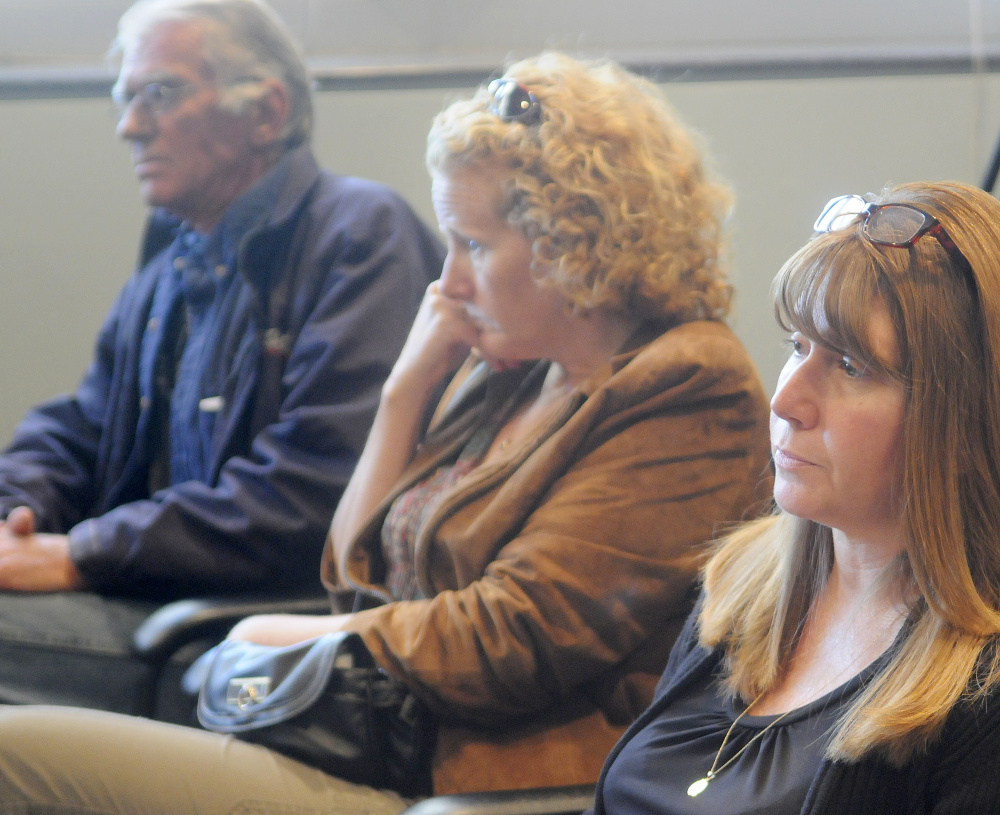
[
  {"x1": 226, "y1": 612, "x2": 353, "y2": 646},
  {"x1": 385, "y1": 281, "x2": 481, "y2": 400}
]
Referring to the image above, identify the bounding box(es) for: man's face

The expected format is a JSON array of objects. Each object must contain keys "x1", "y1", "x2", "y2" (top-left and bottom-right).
[{"x1": 114, "y1": 19, "x2": 265, "y2": 231}]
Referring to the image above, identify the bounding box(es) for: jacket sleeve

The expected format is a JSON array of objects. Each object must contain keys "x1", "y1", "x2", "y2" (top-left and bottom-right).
[
  {"x1": 67, "y1": 188, "x2": 443, "y2": 597},
  {"x1": 344, "y1": 339, "x2": 771, "y2": 722},
  {"x1": 0, "y1": 287, "x2": 127, "y2": 531},
  {"x1": 0, "y1": 208, "x2": 181, "y2": 532}
]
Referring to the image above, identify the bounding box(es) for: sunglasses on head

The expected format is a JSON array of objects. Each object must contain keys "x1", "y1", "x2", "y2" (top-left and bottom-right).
[
  {"x1": 487, "y1": 78, "x2": 542, "y2": 125},
  {"x1": 814, "y1": 194, "x2": 971, "y2": 269}
]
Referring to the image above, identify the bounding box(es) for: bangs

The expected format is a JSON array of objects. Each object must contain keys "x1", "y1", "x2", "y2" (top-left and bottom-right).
[{"x1": 772, "y1": 231, "x2": 904, "y2": 382}]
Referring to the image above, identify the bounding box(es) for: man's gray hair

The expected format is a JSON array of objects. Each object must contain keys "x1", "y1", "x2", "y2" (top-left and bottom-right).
[{"x1": 113, "y1": 0, "x2": 313, "y2": 148}]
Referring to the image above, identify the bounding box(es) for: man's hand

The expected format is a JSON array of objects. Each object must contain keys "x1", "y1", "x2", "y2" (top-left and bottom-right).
[
  {"x1": 4, "y1": 505, "x2": 37, "y2": 536},
  {"x1": 0, "y1": 506, "x2": 84, "y2": 592}
]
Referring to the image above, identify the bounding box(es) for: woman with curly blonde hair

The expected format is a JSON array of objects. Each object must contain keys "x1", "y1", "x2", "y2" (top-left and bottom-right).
[
  {"x1": 593, "y1": 181, "x2": 1000, "y2": 815},
  {"x1": 425, "y1": 51, "x2": 732, "y2": 324},
  {"x1": 0, "y1": 52, "x2": 770, "y2": 814}
]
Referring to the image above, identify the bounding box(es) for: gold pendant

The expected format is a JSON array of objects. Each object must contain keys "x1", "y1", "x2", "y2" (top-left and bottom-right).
[{"x1": 687, "y1": 777, "x2": 710, "y2": 797}]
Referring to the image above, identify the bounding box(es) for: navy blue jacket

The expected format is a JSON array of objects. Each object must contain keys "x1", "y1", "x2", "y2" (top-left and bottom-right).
[{"x1": 0, "y1": 146, "x2": 444, "y2": 598}]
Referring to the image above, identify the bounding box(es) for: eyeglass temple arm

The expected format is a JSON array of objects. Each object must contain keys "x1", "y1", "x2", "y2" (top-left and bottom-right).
[{"x1": 925, "y1": 223, "x2": 958, "y2": 252}]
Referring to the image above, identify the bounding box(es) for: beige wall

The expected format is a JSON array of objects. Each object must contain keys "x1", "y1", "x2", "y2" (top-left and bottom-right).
[
  {"x1": 4, "y1": 1, "x2": 994, "y2": 77},
  {"x1": 2, "y1": 70, "x2": 1000, "y2": 444}
]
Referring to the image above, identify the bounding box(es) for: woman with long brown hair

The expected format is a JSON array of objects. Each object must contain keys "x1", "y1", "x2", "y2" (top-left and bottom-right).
[{"x1": 594, "y1": 181, "x2": 1000, "y2": 814}]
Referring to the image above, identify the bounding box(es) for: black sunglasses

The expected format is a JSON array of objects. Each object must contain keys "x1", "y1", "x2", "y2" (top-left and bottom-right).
[{"x1": 487, "y1": 78, "x2": 542, "y2": 125}]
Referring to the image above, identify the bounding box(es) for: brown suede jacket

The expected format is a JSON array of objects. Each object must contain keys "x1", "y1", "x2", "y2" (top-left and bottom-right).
[{"x1": 322, "y1": 320, "x2": 772, "y2": 794}]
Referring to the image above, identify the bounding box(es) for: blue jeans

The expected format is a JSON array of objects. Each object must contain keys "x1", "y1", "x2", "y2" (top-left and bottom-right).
[{"x1": 0, "y1": 591, "x2": 191, "y2": 716}]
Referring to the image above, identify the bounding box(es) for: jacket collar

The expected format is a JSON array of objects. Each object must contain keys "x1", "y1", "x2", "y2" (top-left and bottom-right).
[{"x1": 137, "y1": 144, "x2": 321, "y2": 280}]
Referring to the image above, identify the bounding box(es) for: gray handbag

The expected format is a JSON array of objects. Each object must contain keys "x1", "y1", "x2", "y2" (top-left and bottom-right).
[{"x1": 193, "y1": 631, "x2": 435, "y2": 796}]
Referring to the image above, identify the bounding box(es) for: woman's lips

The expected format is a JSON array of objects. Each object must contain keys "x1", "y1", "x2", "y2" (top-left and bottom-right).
[{"x1": 772, "y1": 446, "x2": 813, "y2": 469}]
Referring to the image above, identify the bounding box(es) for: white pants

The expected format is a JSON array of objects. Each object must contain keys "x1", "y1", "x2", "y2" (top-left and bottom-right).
[{"x1": 0, "y1": 705, "x2": 410, "y2": 815}]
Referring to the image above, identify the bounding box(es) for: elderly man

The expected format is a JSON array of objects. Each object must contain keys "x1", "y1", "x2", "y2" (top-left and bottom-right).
[{"x1": 0, "y1": 0, "x2": 443, "y2": 711}]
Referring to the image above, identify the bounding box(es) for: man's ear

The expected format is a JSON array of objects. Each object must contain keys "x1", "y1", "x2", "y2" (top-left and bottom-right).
[{"x1": 249, "y1": 78, "x2": 291, "y2": 148}]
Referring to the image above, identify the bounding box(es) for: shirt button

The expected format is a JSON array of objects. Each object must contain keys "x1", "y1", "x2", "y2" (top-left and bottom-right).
[
  {"x1": 147, "y1": 317, "x2": 160, "y2": 332},
  {"x1": 174, "y1": 257, "x2": 187, "y2": 270},
  {"x1": 139, "y1": 396, "x2": 151, "y2": 410},
  {"x1": 215, "y1": 264, "x2": 227, "y2": 278}
]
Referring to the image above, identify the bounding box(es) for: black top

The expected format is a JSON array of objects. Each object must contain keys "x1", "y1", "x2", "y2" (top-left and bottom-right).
[
  {"x1": 594, "y1": 591, "x2": 1000, "y2": 815},
  {"x1": 602, "y1": 659, "x2": 879, "y2": 815}
]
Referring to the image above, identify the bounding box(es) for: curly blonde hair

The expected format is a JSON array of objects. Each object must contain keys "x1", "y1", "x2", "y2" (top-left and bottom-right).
[{"x1": 426, "y1": 52, "x2": 733, "y2": 323}]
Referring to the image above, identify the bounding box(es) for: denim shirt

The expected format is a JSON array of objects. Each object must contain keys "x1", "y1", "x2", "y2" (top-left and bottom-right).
[{"x1": 139, "y1": 156, "x2": 292, "y2": 490}]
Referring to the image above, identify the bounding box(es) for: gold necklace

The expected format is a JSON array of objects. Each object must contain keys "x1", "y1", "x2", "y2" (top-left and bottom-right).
[{"x1": 686, "y1": 692, "x2": 793, "y2": 797}]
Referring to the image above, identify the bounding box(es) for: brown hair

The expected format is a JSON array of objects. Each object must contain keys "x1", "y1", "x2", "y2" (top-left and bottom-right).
[{"x1": 701, "y1": 181, "x2": 1000, "y2": 765}]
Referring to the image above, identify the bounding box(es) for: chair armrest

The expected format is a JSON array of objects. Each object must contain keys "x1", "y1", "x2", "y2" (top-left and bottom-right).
[
  {"x1": 132, "y1": 592, "x2": 332, "y2": 664},
  {"x1": 401, "y1": 785, "x2": 596, "y2": 815}
]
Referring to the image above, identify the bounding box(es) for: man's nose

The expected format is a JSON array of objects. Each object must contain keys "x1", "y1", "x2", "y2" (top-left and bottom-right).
[{"x1": 115, "y1": 97, "x2": 155, "y2": 141}]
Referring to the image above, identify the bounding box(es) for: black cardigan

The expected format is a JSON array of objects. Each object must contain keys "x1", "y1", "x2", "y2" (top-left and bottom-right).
[{"x1": 592, "y1": 592, "x2": 1000, "y2": 815}]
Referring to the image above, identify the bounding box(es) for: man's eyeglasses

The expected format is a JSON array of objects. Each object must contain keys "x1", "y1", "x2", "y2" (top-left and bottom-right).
[
  {"x1": 112, "y1": 81, "x2": 199, "y2": 118},
  {"x1": 487, "y1": 78, "x2": 542, "y2": 125},
  {"x1": 813, "y1": 194, "x2": 970, "y2": 270}
]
